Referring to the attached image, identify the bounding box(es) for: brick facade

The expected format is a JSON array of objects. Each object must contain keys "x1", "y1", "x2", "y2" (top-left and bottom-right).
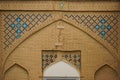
[{"x1": 0, "y1": 1, "x2": 120, "y2": 80}]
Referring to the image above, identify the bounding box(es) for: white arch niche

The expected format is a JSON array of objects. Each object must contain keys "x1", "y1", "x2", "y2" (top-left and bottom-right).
[{"x1": 44, "y1": 61, "x2": 80, "y2": 80}]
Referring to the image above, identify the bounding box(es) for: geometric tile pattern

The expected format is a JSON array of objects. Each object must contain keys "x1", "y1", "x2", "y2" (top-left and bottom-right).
[
  {"x1": 2, "y1": 13, "x2": 53, "y2": 49},
  {"x1": 95, "y1": 18, "x2": 112, "y2": 38},
  {"x1": 62, "y1": 52, "x2": 81, "y2": 68},
  {"x1": 42, "y1": 51, "x2": 58, "y2": 71},
  {"x1": 10, "y1": 17, "x2": 28, "y2": 39},
  {"x1": 42, "y1": 50, "x2": 81, "y2": 71},
  {"x1": 2, "y1": 13, "x2": 119, "y2": 51},
  {"x1": 64, "y1": 14, "x2": 118, "y2": 50}
]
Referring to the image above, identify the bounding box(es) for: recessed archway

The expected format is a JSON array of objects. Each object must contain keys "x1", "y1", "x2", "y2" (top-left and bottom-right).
[
  {"x1": 95, "y1": 64, "x2": 120, "y2": 80},
  {"x1": 44, "y1": 61, "x2": 80, "y2": 80},
  {"x1": 4, "y1": 64, "x2": 28, "y2": 80}
]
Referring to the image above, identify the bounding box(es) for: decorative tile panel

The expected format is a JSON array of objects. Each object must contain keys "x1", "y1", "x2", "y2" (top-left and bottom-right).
[
  {"x1": 62, "y1": 52, "x2": 81, "y2": 68},
  {"x1": 3, "y1": 13, "x2": 53, "y2": 49},
  {"x1": 42, "y1": 51, "x2": 58, "y2": 71},
  {"x1": 42, "y1": 50, "x2": 81, "y2": 71},
  {"x1": 64, "y1": 14, "x2": 118, "y2": 50}
]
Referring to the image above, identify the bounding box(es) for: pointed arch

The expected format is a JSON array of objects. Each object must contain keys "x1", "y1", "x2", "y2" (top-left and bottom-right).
[
  {"x1": 44, "y1": 61, "x2": 80, "y2": 77},
  {"x1": 4, "y1": 63, "x2": 29, "y2": 80},
  {"x1": 4, "y1": 18, "x2": 117, "y2": 69},
  {"x1": 94, "y1": 64, "x2": 120, "y2": 80}
]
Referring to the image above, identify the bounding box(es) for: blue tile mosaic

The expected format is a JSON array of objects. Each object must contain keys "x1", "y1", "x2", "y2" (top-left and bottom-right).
[
  {"x1": 95, "y1": 19, "x2": 112, "y2": 37},
  {"x1": 64, "y1": 14, "x2": 118, "y2": 50},
  {"x1": 10, "y1": 18, "x2": 26, "y2": 38},
  {"x1": 3, "y1": 13, "x2": 52, "y2": 50}
]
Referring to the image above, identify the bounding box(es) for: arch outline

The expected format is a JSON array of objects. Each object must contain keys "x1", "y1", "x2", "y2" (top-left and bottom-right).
[
  {"x1": 94, "y1": 64, "x2": 120, "y2": 80},
  {"x1": 4, "y1": 63, "x2": 29, "y2": 80}
]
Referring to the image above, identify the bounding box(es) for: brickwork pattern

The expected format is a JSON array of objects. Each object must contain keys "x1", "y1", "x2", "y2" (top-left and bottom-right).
[
  {"x1": 64, "y1": 14, "x2": 119, "y2": 50},
  {"x1": 3, "y1": 13, "x2": 53, "y2": 49},
  {"x1": 2, "y1": 13, "x2": 119, "y2": 51}
]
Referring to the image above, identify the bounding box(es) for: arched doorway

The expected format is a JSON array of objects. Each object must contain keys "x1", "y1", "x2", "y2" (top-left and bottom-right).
[{"x1": 44, "y1": 61, "x2": 80, "y2": 80}]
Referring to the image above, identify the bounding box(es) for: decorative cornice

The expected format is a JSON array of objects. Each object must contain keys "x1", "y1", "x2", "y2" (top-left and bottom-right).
[{"x1": 0, "y1": 1, "x2": 120, "y2": 11}]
